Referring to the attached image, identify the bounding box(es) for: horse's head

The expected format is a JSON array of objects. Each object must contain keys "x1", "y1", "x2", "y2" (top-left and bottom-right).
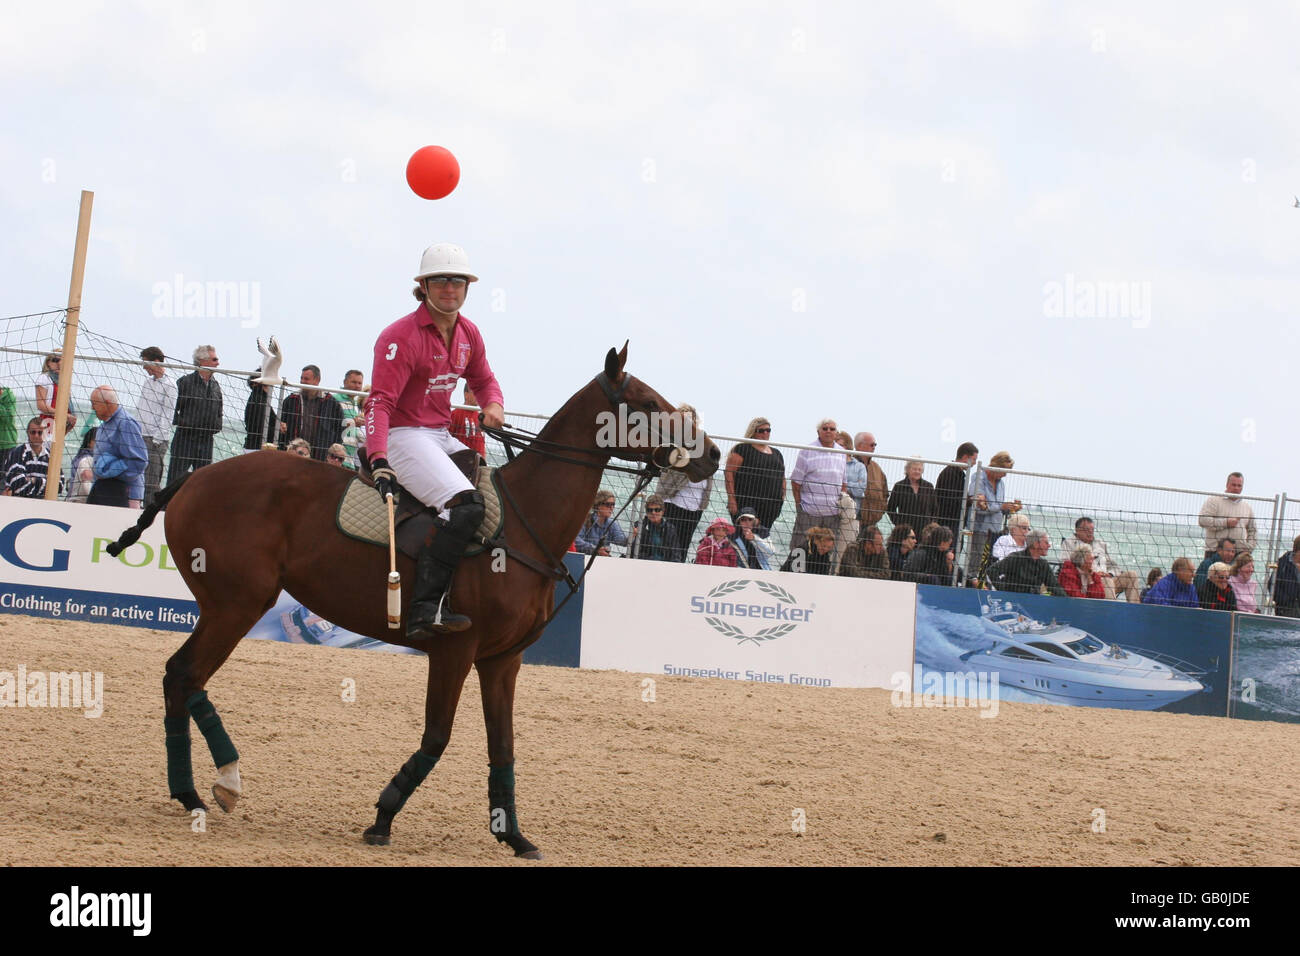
[{"x1": 593, "y1": 343, "x2": 719, "y2": 481}]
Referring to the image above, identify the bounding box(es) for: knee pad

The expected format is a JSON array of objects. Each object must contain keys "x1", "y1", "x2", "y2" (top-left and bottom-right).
[{"x1": 445, "y1": 490, "x2": 485, "y2": 535}]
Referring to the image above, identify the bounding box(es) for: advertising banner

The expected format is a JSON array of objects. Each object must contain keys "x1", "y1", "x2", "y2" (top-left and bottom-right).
[
  {"x1": 915, "y1": 585, "x2": 1232, "y2": 716},
  {"x1": 0, "y1": 498, "x2": 582, "y2": 665},
  {"x1": 1230, "y1": 614, "x2": 1300, "y2": 722},
  {"x1": 579, "y1": 558, "x2": 916, "y2": 689}
]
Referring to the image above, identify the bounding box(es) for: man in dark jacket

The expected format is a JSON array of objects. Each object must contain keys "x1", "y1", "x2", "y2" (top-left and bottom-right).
[
  {"x1": 902, "y1": 525, "x2": 959, "y2": 586},
  {"x1": 629, "y1": 494, "x2": 680, "y2": 561},
  {"x1": 934, "y1": 441, "x2": 977, "y2": 539},
  {"x1": 278, "y1": 364, "x2": 344, "y2": 461},
  {"x1": 167, "y1": 345, "x2": 223, "y2": 484},
  {"x1": 1272, "y1": 536, "x2": 1300, "y2": 617},
  {"x1": 986, "y1": 529, "x2": 1064, "y2": 596}
]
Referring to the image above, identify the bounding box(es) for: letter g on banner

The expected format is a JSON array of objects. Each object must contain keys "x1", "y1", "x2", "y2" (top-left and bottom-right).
[{"x1": 0, "y1": 518, "x2": 71, "y2": 572}]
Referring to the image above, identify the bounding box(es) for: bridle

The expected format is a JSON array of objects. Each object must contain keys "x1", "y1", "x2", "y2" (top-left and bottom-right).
[{"x1": 475, "y1": 370, "x2": 699, "y2": 661}]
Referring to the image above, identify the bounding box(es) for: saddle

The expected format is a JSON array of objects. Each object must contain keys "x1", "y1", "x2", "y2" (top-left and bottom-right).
[{"x1": 336, "y1": 449, "x2": 504, "y2": 561}]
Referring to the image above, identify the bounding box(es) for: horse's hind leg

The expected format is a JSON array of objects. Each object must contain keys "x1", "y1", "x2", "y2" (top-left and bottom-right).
[
  {"x1": 476, "y1": 652, "x2": 541, "y2": 860},
  {"x1": 363, "y1": 642, "x2": 476, "y2": 846},
  {"x1": 162, "y1": 597, "x2": 275, "y2": 813}
]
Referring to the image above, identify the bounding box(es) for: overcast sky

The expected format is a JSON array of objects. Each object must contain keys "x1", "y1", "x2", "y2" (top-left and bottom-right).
[{"x1": 2, "y1": 1, "x2": 1298, "y2": 502}]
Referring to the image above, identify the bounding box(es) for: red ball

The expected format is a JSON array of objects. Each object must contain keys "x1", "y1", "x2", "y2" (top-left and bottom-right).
[{"x1": 405, "y1": 145, "x2": 460, "y2": 200}]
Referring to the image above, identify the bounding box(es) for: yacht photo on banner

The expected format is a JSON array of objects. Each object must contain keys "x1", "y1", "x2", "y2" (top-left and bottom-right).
[{"x1": 915, "y1": 585, "x2": 1232, "y2": 716}]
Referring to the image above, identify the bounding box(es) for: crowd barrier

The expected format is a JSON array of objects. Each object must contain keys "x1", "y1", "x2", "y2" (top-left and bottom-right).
[{"x1": 2, "y1": 497, "x2": 1295, "y2": 724}]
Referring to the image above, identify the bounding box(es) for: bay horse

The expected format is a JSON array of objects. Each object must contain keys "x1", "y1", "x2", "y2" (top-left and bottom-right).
[{"x1": 107, "y1": 345, "x2": 719, "y2": 858}]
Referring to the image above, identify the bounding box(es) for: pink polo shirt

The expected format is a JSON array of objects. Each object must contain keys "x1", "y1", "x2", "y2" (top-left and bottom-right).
[{"x1": 364, "y1": 306, "x2": 504, "y2": 460}]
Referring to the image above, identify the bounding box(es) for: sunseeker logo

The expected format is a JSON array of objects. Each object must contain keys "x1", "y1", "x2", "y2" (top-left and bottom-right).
[{"x1": 689, "y1": 579, "x2": 813, "y2": 645}]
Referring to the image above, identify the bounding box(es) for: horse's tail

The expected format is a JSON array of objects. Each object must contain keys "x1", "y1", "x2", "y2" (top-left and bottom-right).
[{"x1": 105, "y1": 473, "x2": 193, "y2": 557}]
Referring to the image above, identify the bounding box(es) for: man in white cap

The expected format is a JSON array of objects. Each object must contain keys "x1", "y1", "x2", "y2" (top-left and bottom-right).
[{"x1": 365, "y1": 243, "x2": 505, "y2": 637}]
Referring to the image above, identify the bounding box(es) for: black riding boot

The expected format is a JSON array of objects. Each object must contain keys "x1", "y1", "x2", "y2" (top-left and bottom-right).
[{"x1": 408, "y1": 490, "x2": 486, "y2": 638}]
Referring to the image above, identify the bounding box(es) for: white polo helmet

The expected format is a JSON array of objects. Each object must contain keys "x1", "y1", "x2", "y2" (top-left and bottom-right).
[{"x1": 414, "y1": 242, "x2": 478, "y2": 282}]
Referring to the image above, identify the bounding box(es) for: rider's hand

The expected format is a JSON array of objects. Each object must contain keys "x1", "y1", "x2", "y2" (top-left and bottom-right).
[
  {"x1": 479, "y1": 402, "x2": 505, "y2": 430},
  {"x1": 371, "y1": 457, "x2": 397, "y2": 503}
]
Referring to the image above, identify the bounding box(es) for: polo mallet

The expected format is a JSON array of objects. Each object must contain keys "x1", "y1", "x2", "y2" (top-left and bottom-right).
[{"x1": 386, "y1": 492, "x2": 401, "y2": 629}]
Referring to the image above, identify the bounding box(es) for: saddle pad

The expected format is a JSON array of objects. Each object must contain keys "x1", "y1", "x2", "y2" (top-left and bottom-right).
[{"x1": 336, "y1": 467, "x2": 504, "y2": 554}]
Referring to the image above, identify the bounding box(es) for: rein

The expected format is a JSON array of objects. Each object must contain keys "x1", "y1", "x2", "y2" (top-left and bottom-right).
[{"x1": 475, "y1": 372, "x2": 678, "y2": 662}]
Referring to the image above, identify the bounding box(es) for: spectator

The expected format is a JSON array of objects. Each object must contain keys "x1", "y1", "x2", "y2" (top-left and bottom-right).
[
  {"x1": 657, "y1": 404, "x2": 713, "y2": 560},
  {"x1": 136, "y1": 347, "x2": 177, "y2": 503},
  {"x1": 902, "y1": 524, "x2": 957, "y2": 586},
  {"x1": 0, "y1": 383, "x2": 16, "y2": 459},
  {"x1": 1228, "y1": 553, "x2": 1259, "y2": 614},
  {"x1": 730, "y1": 506, "x2": 776, "y2": 570},
  {"x1": 629, "y1": 493, "x2": 679, "y2": 562},
  {"x1": 832, "y1": 432, "x2": 859, "y2": 572},
  {"x1": 335, "y1": 369, "x2": 368, "y2": 467},
  {"x1": 934, "y1": 441, "x2": 978, "y2": 539},
  {"x1": 66, "y1": 427, "x2": 97, "y2": 503},
  {"x1": 853, "y1": 432, "x2": 889, "y2": 529},
  {"x1": 987, "y1": 529, "x2": 1064, "y2": 596},
  {"x1": 450, "y1": 383, "x2": 487, "y2": 462},
  {"x1": 244, "y1": 375, "x2": 278, "y2": 452},
  {"x1": 1198, "y1": 472, "x2": 1256, "y2": 557},
  {"x1": 965, "y1": 451, "x2": 1022, "y2": 584},
  {"x1": 696, "y1": 518, "x2": 739, "y2": 567},
  {"x1": 1142, "y1": 557, "x2": 1199, "y2": 608},
  {"x1": 286, "y1": 437, "x2": 312, "y2": 458},
  {"x1": 840, "y1": 430, "x2": 866, "y2": 514},
  {"x1": 327, "y1": 443, "x2": 350, "y2": 467},
  {"x1": 991, "y1": 513, "x2": 1031, "y2": 562},
  {"x1": 279, "y1": 364, "x2": 344, "y2": 461},
  {"x1": 887, "y1": 458, "x2": 936, "y2": 539},
  {"x1": 1194, "y1": 538, "x2": 1237, "y2": 591},
  {"x1": 1271, "y1": 536, "x2": 1300, "y2": 618},
  {"x1": 782, "y1": 526, "x2": 835, "y2": 575},
  {"x1": 1197, "y1": 562, "x2": 1238, "y2": 612},
  {"x1": 168, "y1": 344, "x2": 223, "y2": 484},
  {"x1": 723, "y1": 416, "x2": 785, "y2": 530},
  {"x1": 790, "y1": 418, "x2": 846, "y2": 554},
  {"x1": 885, "y1": 523, "x2": 917, "y2": 582},
  {"x1": 87, "y1": 385, "x2": 148, "y2": 508},
  {"x1": 1061, "y1": 516, "x2": 1141, "y2": 602},
  {"x1": 3, "y1": 416, "x2": 64, "y2": 498},
  {"x1": 575, "y1": 489, "x2": 628, "y2": 556},
  {"x1": 34, "y1": 350, "x2": 76, "y2": 444},
  {"x1": 1059, "y1": 544, "x2": 1106, "y2": 599},
  {"x1": 1140, "y1": 567, "x2": 1163, "y2": 602},
  {"x1": 838, "y1": 525, "x2": 891, "y2": 580}
]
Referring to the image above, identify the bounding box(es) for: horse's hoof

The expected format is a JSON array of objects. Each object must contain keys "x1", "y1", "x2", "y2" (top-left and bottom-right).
[
  {"x1": 175, "y1": 790, "x2": 208, "y2": 813},
  {"x1": 516, "y1": 849, "x2": 543, "y2": 860},
  {"x1": 363, "y1": 826, "x2": 391, "y2": 846},
  {"x1": 211, "y1": 783, "x2": 239, "y2": 813}
]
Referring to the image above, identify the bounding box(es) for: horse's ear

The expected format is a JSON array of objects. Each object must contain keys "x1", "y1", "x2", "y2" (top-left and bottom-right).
[{"x1": 605, "y1": 342, "x2": 628, "y2": 381}]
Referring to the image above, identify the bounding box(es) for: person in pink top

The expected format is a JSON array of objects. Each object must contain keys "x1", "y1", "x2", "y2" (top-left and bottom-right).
[
  {"x1": 695, "y1": 518, "x2": 738, "y2": 566},
  {"x1": 365, "y1": 242, "x2": 506, "y2": 637}
]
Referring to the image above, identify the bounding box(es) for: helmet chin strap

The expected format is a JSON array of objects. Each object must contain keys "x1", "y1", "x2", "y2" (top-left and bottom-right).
[{"x1": 423, "y1": 279, "x2": 462, "y2": 316}]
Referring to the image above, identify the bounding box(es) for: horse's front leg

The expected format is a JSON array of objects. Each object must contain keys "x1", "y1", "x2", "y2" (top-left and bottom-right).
[
  {"x1": 476, "y1": 652, "x2": 541, "y2": 859},
  {"x1": 363, "y1": 642, "x2": 475, "y2": 846}
]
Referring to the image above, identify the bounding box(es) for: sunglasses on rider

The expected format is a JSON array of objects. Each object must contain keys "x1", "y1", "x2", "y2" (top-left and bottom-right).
[{"x1": 427, "y1": 276, "x2": 468, "y2": 288}]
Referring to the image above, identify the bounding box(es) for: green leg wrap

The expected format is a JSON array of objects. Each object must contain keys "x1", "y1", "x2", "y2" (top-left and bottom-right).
[
  {"x1": 376, "y1": 751, "x2": 439, "y2": 815},
  {"x1": 488, "y1": 763, "x2": 521, "y2": 840},
  {"x1": 164, "y1": 714, "x2": 194, "y2": 796},
  {"x1": 186, "y1": 690, "x2": 239, "y2": 768}
]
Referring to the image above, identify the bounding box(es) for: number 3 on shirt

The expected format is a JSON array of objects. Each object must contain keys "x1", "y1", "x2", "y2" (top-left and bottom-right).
[{"x1": 385, "y1": 343, "x2": 397, "y2": 360}]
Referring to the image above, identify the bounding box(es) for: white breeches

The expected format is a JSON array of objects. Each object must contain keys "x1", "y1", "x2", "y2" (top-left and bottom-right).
[{"x1": 386, "y1": 427, "x2": 474, "y2": 511}]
